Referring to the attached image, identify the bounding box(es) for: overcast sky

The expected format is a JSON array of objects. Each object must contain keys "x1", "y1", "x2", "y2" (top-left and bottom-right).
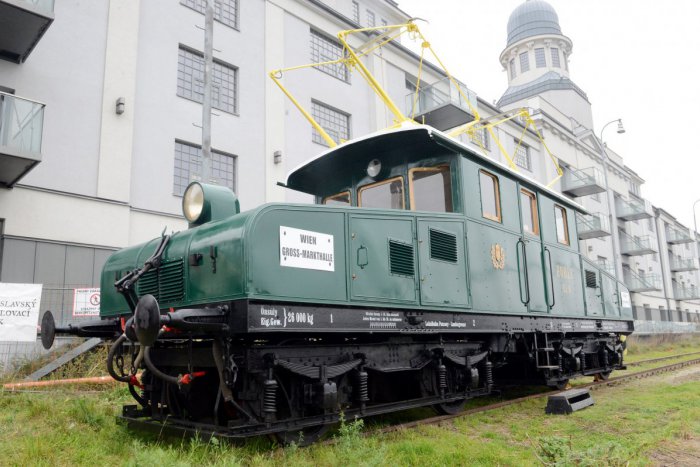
[{"x1": 397, "y1": 0, "x2": 700, "y2": 228}]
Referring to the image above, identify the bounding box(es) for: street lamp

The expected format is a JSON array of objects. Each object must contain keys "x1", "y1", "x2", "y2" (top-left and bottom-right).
[{"x1": 598, "y1": 118, "x2": 625, "y2": 280}]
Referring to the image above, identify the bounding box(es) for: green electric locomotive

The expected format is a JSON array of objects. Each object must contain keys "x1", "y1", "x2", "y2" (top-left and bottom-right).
[{"x1": 43, "y1": 124, "x2": 632, "y2": 444}]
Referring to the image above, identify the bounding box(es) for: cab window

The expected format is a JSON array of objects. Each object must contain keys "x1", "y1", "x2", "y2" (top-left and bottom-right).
[
  {"x1": 409, "y1": 166, "x2": 453, "y2": 212},
  {"x1": 323, "y1": 191, "x2": 351, "y2": 206},
  {"x1": 554, "y1": 204, "x2": 570, "y2": 245},
  {"x1": 359, "y1": 177, "x2": 404, "y2": 209},
  {"x1": 479, "y1": 170, "x2": 501, "y2": 222},
  {"x1": 520, "y1": 188, "x2": 539, "y2": 235}
]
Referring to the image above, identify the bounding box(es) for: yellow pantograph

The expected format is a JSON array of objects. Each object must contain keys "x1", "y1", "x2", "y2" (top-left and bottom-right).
[{"x1": 268, "y1": 20, "x2": 562, "y2": 186}]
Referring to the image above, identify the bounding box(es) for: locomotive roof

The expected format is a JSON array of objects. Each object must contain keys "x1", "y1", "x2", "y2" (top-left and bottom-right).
[{"x1": 286, "y1": 124, "x2": 586, "y2": 213}]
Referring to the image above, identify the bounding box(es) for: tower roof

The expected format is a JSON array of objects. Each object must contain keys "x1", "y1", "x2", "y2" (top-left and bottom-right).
[{"x1": 507, "y1": 0, "x2": 562, "y2": 46}]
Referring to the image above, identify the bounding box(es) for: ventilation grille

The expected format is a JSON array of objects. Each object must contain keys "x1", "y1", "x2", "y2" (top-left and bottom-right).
[
  {"x1": 429, "y1": 229, "x2": 458, "y2": 263},
  {"x1": 585, "y1": 270, "x2": 598, "y2": 289},
  {"x1": 389, "y1": 240, "x2": 414, "y2": 276},
  {"x1": 138, "y1": 259, "x2": 185, "y2": 303}
]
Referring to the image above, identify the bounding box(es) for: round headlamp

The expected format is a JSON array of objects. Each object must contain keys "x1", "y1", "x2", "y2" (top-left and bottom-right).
[
  {"x1": 183, "y1": 182, "x2": 205, "y2": 223},
  {"x1": 367, "y1": 159, "x2": 382, "y2": 178}
]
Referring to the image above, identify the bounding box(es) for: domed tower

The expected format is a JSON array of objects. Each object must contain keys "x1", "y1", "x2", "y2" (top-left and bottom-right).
[{"x1": 498, "y1": 0, "x2": 592, "y2": 128}]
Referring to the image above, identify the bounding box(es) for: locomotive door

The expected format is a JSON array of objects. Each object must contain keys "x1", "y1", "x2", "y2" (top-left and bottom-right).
[
  {"x1": 517, "y1": 186, "x2": 548, "y2": 313},
  {"x1": 416, "y1": 218, "x2": 470, "y2": 308}
]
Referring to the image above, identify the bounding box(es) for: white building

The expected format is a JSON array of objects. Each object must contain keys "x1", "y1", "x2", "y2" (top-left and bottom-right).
[{"x1": 0, "y1": 0, "x2": 697, "y2": 345}]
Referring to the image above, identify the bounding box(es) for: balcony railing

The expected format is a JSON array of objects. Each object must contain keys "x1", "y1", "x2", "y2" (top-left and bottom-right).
[
  {"x1": 577, "y1": 212, "x2": 611, "y2": 240},
  {"x1": 404, "y1": 76, "x2": 478, "y2": 131},
  {"x1": 0, "y1": 0, "x2": 55, "y2": 63},
  {"x1": 619, "y1": 232, "x2": 657, "y2": 256},
  {"x1": 561, "y1": 167, "x2": 606, "y2": 197},
  {"x1": 0, "y1": 91, "x2": 45, "y2": 187},
  {"x1": 670, "y1": 257, "x2": 698, "y2": 272},
  {"x1": 673, "y1": 284, "x2": 700, "y2": 300},
  {"x1": 666, "y1": 225, "x2": 693, "y2": 244},
  {"x1": 623, "y1": 270, "x2": 662, "y2": 292},
  {"x1": 615, "y1": 196, "x2": 653, "y2": 221}
]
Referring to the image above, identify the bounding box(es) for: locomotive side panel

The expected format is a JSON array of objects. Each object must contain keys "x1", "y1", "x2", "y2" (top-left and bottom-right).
[
  {"x1": 538, "y1": 194, "x2": 586, "y2": 317},
  {"x1": 247, "y1": 205, "x2": 349, "y2": 303},
  {"x1": 461, "y1": 157, "x2": 529, "y2": 315}
]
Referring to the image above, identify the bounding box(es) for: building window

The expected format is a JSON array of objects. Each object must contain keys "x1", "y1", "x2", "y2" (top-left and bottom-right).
[
  {"x1": 554, "y1": 205, "x2": 570, "y2": 245},
  {"x1": 520, "y1": 189, "x2": 539, "y2": 235},
  {"x1": 479, "y1": 170, "x2": 501, "y2": 223},
  {"x1": 405, "y1": 73, "x2": 418, "y2": 92},
  {"x1": 173, "y1": 140, "x2": 236, "y2": 196},
  {"x1": 519, "y1": 52, "x2": 530, "y2": 73},
  {"x1": 509, "y1": 58, "x2": 516, "y2": 79},
  {"x1": 648, "y1": 218, "x2": 655, "y2": 231},
  {"x1": 366, "y1": 9, "x2": 375, "y2": 27},
  {"x1": 551, "y1": 47, "x2": 560, "y2": 68},
  {"x1": 381, "y1": 19, "x2": 388, "y2": 28},
  {"x1": 310, "y1": 29, "x2": 350, "y2": 82},
  {"x1": 311, "y1": 101, "x2": 350, "y2": 146},
  {"x1": 352, "y1": 1, "x2": 359, "y2": 23},
  {"x1": 181, "y1": 0, "x2": 239, "y2": 29},
  {"x1": 591, "y1": 191, "x2": 600, "y2": 202},
  {"x1": 513, "y1": 142, "x2": 531, "y2": 171},
  {"x1": 469, "y1": 128, "x2": 490, "y2": 150},
  {"x1": 535, "y1": 48, "x2": 546, "y2": 68},
  {"x1": 177, "y1": 46, "x2": 238, "y2": 114}
]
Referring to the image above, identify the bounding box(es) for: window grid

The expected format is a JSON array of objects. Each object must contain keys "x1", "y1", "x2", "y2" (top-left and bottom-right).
[
  {"x1": 513, "y1": 142, "x2": 531, "y2": 170},
  {"x1": 173, "y1": 141, "x2": 236, "y2": 196},
  {"x1": 519, "y1": 51, "x2": 530, "y2": 73},
  {"x1": 509, "y1": 58, "x2": 516, "y2": 79},
  {"x1": 311, "y1": 101, "x2": 350, "y2": 146},
  {"x1": 535, "y1": 48, "x2": 546, "y2": 68},
  {"x1": 352, "y1": 1, "x2": 359, "y2": 23},
  {"x1": 310, "y1": 29, "x2": 349, "y2": 82},
  {"x1": 177, "y1": 47, "x2": 238, "y2": 114},
  {"x1": 367, "y1": 10, "x2": 375, "y2": 27},
  {"x1": 469, "y1": 128, "x2": 489, "y2": 150},
  {"x1": 181, "y1": 0, "x2": 239, "y2": 29},
  {"x1": 551, "y1": 47, "x2": 561, "y2": 68}
]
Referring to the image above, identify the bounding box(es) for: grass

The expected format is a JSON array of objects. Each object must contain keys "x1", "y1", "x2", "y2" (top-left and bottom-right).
[{"x1": 0, "y1": 335, "x2": 698, "y2": 466}]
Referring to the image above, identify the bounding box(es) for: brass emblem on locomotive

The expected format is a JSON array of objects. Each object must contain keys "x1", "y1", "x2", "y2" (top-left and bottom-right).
[{"x1": 491, "y1": 244, "x2": 505, "y2": 270}]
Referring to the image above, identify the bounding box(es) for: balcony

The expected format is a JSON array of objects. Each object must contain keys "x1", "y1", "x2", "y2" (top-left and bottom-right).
[
  {"x1": 577, "y1": 212, "x2": 611, "y2": 240},
  {"x1": 615, "y1": 196, "x2": 653, "y2": 221},
  {"x1": 619, "y1": 232, "x2": 657, "y2": 256},
  {"x1": 561, "y1": 167, "x2": 606, "y2": 197},
  {"x1": 670, "y1": 257, "x2": 698, "y2": 272},
  {"x1": 405, "y1": 77, "x2": 478, "y2": 131},
  {"x1": 623, "y1": 270, "x2": 662, "y2": 292},
  {"x1": 673, "y1": 284, "x2": 700, "y2": 300},
  {"x1": 0, "y1": 0, "x2": 54, "y2": 64},
  {"x1": 666, "y1": 225, "x2": 693, "y2": 244},
  {"x1": 0, "y1": 92, "x2": 45, "y2": 188}
]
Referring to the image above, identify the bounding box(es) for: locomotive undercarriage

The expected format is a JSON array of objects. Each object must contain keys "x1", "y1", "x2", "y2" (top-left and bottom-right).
[
  {"x1": 44, "y1": 296, "x2": 630, "y2": 444},
  {"x1": 113, "y1": 325, "x2": 626, "y2": 444}
]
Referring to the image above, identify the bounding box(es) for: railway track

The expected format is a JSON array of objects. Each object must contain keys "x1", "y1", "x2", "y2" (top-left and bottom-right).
[{"x1": 368, "y1": 355, "x2": 700, "y2": 438}]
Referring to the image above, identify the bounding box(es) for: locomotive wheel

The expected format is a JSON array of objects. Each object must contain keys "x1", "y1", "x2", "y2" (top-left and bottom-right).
[
  {"x1": 434, "y1": 398, "x2": 467, "y2": 415},
  {"x1": 274, "y1": 423, "x2": 332, "y2": 447},
  {"x1": 548, "y1": 379, "x2": 570, "y2": 390},
  {"x1": 593, "y1": 371, "x2": 611, "y2": 382},
  {"x1": 421, "y1": 363, "x2": 467, "y2": 416}
]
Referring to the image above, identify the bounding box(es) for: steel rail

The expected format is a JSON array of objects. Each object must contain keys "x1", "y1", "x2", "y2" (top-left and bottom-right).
[{"x1": 366, "y1": 357, "x2": 700, "y2": 438}]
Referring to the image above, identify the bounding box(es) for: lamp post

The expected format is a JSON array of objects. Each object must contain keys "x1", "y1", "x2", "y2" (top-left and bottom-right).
[{"x1": 598, "y1": 119, "x2": 625, "y2": 280}]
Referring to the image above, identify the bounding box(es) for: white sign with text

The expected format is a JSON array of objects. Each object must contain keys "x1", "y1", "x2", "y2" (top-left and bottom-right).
[
  {"x1": 279, "y1": 226, "x2": 335, "y2": 272},
  {"x1": 0, "y1": 283, "x2": 42, "y2": 342},
  {"x1": 73, "y1": 288, "x2": 101, "y2": 317}
]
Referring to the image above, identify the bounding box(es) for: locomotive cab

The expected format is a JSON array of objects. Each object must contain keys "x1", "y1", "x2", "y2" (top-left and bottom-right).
[{"x1": 286, "y1": 125, "x2": 463, "y2": 214}]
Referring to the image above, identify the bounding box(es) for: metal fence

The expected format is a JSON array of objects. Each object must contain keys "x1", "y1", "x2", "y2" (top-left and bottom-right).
[{"x1": 0, "y1": 284, "x2": 97, "y2": 376}]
